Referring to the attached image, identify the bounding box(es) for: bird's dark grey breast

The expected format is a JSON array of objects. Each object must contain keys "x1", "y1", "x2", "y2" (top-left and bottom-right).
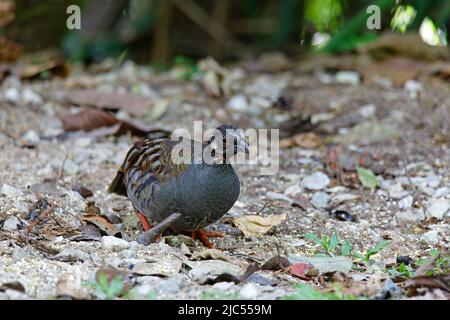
[{"x1": 147, "y1": 163, "x2": 240, "y2": 232}]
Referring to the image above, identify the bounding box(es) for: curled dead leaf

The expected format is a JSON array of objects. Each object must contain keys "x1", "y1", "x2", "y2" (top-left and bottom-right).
[
  {"x1": 280, "y1": 132, "x2": 322, "y2": 149},
  {"x1": 81, "y1": 214, "x2": 121, "y2": 237},
  {"x1": 191, "y1": 249, "x2": 230, "y2": 262},
  {"x1": 232, "y1": 213, "x2": 287, "y2": 237},
  {"x1": 59, "y1": 89, "x2": 151, "y2": 117},
  {"x1": 58, "y1": 109, "x2": 169, "y2": 138},
  {"x1": 285, "y1": 262, "x2": 311, "y2": 280},
  {"x1": 59, "y1": 109, "x2": 119, "y2": 132},
  {"x1": 261, "y1": 255, "x2": 291, "y2": 271}
]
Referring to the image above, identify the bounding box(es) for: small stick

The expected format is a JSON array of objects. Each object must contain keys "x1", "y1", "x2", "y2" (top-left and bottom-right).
[
  {"x1": 136, "y1": 213, "x2": 182, "y2": 245},
  {"x1": 55, "y1": 154, "x2": 68, "y2": 183},
  {"x1": 23, "y1": 202, "x2": 55, "y2": 237}
]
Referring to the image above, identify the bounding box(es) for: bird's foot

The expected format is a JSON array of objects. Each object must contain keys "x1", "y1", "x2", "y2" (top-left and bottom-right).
[
  {"x1": 136, "y1": 210, "x2": 163, "y2": 241},
  {"x1": 136, "y1": 211, "x2": 152, "y2": 231},
  {"x1": 189, "y1": 229, "x2": 225, "y2": 249}
]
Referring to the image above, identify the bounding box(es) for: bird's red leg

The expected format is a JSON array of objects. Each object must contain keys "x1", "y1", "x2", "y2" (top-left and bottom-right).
[
  {"x1": 136, "y1": 210, "x2": 151, "y2": 231},
  {"x1": 190, "y1": 229, "x2": 225, "y2": 249}
]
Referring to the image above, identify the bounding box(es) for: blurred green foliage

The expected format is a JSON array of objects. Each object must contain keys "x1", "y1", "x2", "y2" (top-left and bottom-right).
[{"x1": 4, "y1": 0, "x2": 449, "y2": 64}]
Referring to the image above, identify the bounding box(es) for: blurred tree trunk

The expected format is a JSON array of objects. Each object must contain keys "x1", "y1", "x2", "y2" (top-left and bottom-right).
[{"x1": 151, "y1": 0, "x2": 172, "y2": 64}]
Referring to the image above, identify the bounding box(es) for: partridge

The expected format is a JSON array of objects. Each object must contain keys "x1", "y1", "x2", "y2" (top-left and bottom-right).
[{"x1": 108, "y1": 125, "x2": 249, "y2": 248}]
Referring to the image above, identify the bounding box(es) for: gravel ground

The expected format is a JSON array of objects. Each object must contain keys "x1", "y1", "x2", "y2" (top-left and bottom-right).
[{"x1": 0, "y1": 58, "x2": 449, "y2": 300}]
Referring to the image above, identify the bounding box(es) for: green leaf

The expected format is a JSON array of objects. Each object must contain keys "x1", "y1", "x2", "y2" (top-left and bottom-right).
[
  {"x1": 353, "y1": 252, "x2": 365, "y2": 260},
  {"x1": 356, "y1": 166, "x2": 379, "y2": 192},
  {"x1": 365, "y1": 240, "x2": 391, "y2": 261},
  {"x1": 305, "y1": 233, "x2": 321, "y2": 245},
  {"x1": 329, "y1": 233, "x2": 339, "y2": 252},
  {"x1": 430, "y1": 248, "x2": 438, "y2": 257},
  {"x1": 97, "y1": 273, "x2": 109, "y2": 290},
  {"x1": 341, "y1": 240, "x2": 352, "y2": 256},
  {"x1": 108, "y1": 276, "x2": 123, "y2": 299}
]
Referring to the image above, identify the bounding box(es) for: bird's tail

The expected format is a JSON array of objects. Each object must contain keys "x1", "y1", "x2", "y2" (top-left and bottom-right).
[{"x1": 108, "y1": 171, "x2": 127, "y2": 196}]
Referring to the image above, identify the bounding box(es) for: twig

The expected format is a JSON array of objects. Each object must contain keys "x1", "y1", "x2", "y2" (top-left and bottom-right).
[
  {"x1": 136, "y1": 213, "x2": 182, "y2": 245},
  {"x1": 55, "y1": 154, "x2": 68, "y2": 183},
  {"x1": 0, "y1": 230, "x2": 59, "y2": 256},
  {"x1": 23, "y1": 202, "x2": 55, "y2": 237}
]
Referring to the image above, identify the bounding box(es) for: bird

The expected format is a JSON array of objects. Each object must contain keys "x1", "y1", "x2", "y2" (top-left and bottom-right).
[{"x1": 108, "y1": 124, "x2": 249, "y2": 248}]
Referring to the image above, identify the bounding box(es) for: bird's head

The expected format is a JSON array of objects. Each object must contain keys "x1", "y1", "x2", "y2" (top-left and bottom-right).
[{"x1": 207, "y1": 125, "x2": 249, "y2": 161}]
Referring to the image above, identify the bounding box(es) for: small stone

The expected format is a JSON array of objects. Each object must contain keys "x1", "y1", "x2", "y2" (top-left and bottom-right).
[
  {"x1": 158, "y1": 279, "x2": 180, "y2": 294},
  {"x1": 398, "y1": 196, "x2": 413, "y2": 209},
  {"x1": 19, "y1": 130, "x2": 40, "y2": 146},
  {"x1": 119, "y1": 249, "x2": 135, "y2": 259},
  {"x1": 52, "y1": 248, "x2": 90, "y2": 262},
  {"x1": 426, "y1": 175, "x2": 441, "y2": 188},
  {"x1": 12, "y1": 246, "x2": 28, "y2": 259},
  {"x1": 132, "y1": 258, "x2": 182, "y2": 277},
  {"x1": 266, "y1": 191, "x2": 293, "y2": 204},
  {"x1": 395, "y1": 209, "x2": 425, "y2": 224},
  {"x1": 311, "y1": 192, "x2": 330, "y2": 208},
  {"x1": 332, "y1": 193, "x2": 358, "y2": 204},
  {"x1": 22, "y1": 88, "x2": 43, "y2": 105},
  {"x1": 227, "y1": 95, "x2": 248, "y2": 112},
  {"x1": 388, "y1": 183, "x2": 410, "y2": 200},
  {"x1": 101, "y1": 236, "x2": 130, "y2": 252},
  {"x1": 132, "y1": 284, "x2": 156, "y2": 297},
  {"x1": 422, "y1": 230, "x2": 439, "y2": 245},
  {"x1": 5, "y1": 87, "x2": 20, "y2": 104},
  {"x1": 302, "y1": 172, "x2": 330, "y2": 190},
  {"x1": 358, "y1": 104, "x2": 376, "y2": 118},
  {"x1": 187, "y1": 260, "x2": 242, "y2": 282},
  {"x1": 63, "y1": 160, "x2": 79, "y2": 176},
  {"x1": 74, "y1": 137, "x2": 92, "y2": 148},
  {"x1": 335, "y1": 71, "x2": 360, "y2": 85},
  {"x1": 1, "y1": 184, "x2": 23, "y2": 198},
  {"x1": 434, "y1": 187, "x2": 450, "y2": 198},
  {"x1": 4, "y1": 289, "x2": 28, "y2": 300},
  {"x1": 291, "y1": 239, "x2": 306, "y2": 247},
  {"x1": 404, "y1": 80, "x2": 422, "y2": 92},
  {"x1": 239, "y1": 283, "x2": 260, "y2": 299},
  {"x1": 426, "y1": 199, "x2": 450, "y2": 220},
  {"x1": 212, "y1": 281, "x2": 235, "y2": 291},
  {"x1": 2, "y1": 216, "x2": 19, "y2": 231}
]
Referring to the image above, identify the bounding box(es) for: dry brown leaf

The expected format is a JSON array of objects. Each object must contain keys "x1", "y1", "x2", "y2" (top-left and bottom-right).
[
  {"x1": 0, "y1": 37, "x2": 21, "y2": 63},
  {"x1": 280, "y1": 132, "x2": 322, "y2": 149},
  {"x1": 81, "y1": 214, "x2": 121, "y2": 237},
  {"x1": 61, "y1": 89, "x2": 151, "y2": 117},
  {"x1": 198, "y1": 57, "x2": 229, "y2": 97},
  {"x1": 357, "y1": 32, "x2": 449, "y2": 62},
  {"x1": 285, "y1": 262, "x2": 311, "y2": 280},
  {"x1": 59, "y1": 109, "x2": 167, "y2": 137},
  {"x1": 232, "y1": 213, "x2": 287, "y2": 237},
  {"x1": 261, "y1": 255, "x2": 291, "y2": 270},
  {"x1": 55, "y1": 275, "x2": 90, "y2": 300},
  {"x1": 406, "y1": 275, "x2": 450, "y2": 297},
  {"x1": 291, "y1": 194, "x2": 312, "y2": 211},
  {"x1": 60, "y1": 109, "x2": 119, "y2": 131},
  {"x1": 14, "y1": 50, "x2": 69, "y2": 79},
  {"x1": 191, "y1": 249, "x2": 230, "y2": 262},
  {"x1": 362, "y1": 57, "x2": 424, "y2": 85}
]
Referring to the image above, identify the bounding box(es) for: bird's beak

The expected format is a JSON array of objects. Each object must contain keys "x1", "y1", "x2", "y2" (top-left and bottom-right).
[{"x1": 237, "y1": 139, "x2": 250, "y2": 154}]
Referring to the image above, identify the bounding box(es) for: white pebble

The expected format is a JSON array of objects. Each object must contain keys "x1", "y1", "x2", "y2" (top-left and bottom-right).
[{"x1": 101, "y1": 236, "x2": 130, "y2": 252}]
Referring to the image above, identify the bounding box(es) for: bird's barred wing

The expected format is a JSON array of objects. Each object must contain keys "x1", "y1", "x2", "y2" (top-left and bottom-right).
[{"x1": 108, "y1": 137, "x2": 188, "y2": 196}]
